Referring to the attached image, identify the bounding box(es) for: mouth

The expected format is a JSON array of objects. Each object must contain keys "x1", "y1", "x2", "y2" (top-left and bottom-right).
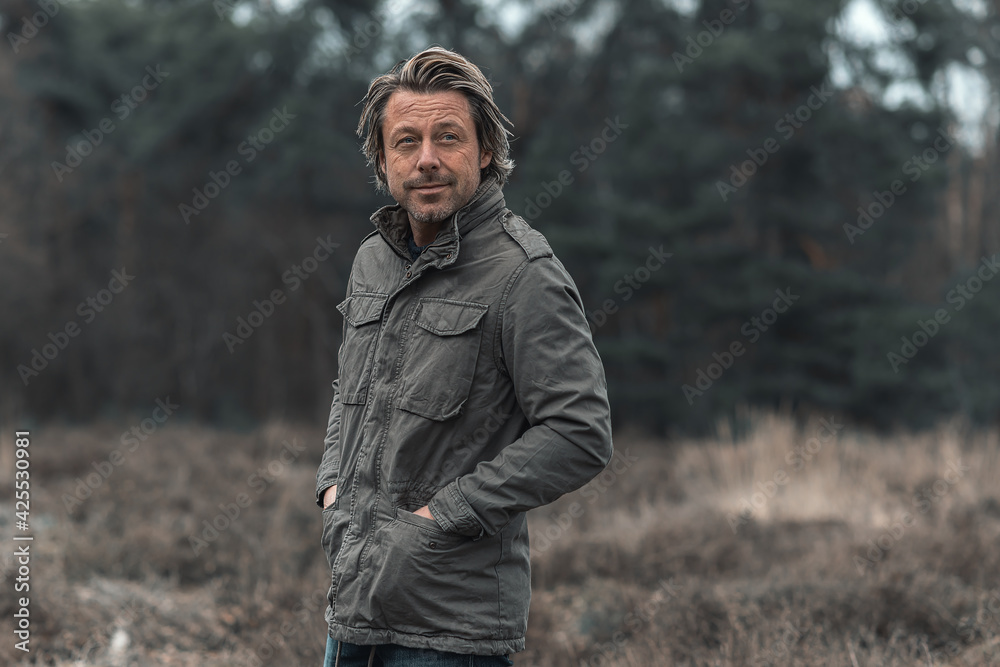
[{"x1": 411, "y1": 183, "x2": 449, "y2": 194}]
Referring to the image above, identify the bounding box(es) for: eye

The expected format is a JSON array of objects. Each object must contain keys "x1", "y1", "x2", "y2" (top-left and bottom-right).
[
  {"x1": 442, "y1": 133, "x2": 457, "y2": 141},
  {"x1": 399, "y1": 137, "x2": 415, "y2": 145}
]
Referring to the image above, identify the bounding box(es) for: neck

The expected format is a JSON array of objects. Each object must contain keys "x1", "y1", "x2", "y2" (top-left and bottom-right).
[{"x1": 409, "y1": 218, "x2": 445, "y2": 247}]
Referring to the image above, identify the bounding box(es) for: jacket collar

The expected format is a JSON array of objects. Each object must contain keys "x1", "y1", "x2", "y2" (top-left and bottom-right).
[{"x1": 371, "y1": 175, "x2": 506, "y2": 269}]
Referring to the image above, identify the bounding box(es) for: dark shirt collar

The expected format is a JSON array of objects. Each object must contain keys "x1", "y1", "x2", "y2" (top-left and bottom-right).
[
  {"x1": 406, "y1": 234, "x2": 428, "y2": 261},
  {"x1": 371, "y1": 175, "x2": 506, "y2": 267}
]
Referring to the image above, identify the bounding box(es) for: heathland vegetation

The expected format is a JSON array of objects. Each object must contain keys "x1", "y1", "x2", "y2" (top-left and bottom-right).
[{"x1": 1, "y1": 413, "x2": 997, "y2": 665}]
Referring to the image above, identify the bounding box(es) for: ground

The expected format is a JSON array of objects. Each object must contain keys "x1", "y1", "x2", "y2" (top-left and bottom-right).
[{"x1": 1, "y1": 413, "x2": 998, "y2": 666}]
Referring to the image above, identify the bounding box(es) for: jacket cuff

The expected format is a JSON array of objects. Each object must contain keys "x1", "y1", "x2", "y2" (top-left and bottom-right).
[{"x1": 428, "y1": 482, "x2": 486, "y2": 539}]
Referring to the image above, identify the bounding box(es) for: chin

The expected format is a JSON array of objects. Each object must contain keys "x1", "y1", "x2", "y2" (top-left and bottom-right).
[
  {"x1": 410, "y1": 211, "x2": 451, "y2": 225},
  {"x1": 408, "y1": 203, "x2": 456, "y2": 225}
]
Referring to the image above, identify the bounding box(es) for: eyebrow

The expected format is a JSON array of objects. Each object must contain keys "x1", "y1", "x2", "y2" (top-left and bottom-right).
[{"x1": 387, "y1": 119, "x2": 466, "y2": 141}]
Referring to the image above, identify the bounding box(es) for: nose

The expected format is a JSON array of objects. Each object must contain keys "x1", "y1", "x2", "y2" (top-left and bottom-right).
[{"x1": 415, "y1": 140, "x2": 441, "y2": 173}]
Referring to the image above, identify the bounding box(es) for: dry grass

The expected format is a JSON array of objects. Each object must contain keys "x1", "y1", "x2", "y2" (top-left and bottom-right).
[{"x1": 1, "y1": 413, "x2": 999, "y2": 665}]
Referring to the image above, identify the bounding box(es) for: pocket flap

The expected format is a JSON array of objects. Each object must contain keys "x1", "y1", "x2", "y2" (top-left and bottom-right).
[
  {"x1": 414, "y1": 299, "x2": 488, "y2": 336},
  {"x1": 337, "y1": 293, "x2": 387, "y2": 327}
]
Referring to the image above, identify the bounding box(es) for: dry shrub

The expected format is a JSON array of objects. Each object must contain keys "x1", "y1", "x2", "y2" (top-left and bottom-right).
[{"x1": 0, "y1": 413, "x2": 998, "y2": 665}]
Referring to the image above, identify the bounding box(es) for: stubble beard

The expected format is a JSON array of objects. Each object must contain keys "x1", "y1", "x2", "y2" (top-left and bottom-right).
[
  {"x1": 400, "y1": 177, "x2": 467, "y2": 226},
  {"x1": 407, "y1": 203, "x2": 455, "y2": 225}
]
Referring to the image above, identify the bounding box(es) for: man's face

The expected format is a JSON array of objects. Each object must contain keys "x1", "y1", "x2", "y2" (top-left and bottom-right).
[{"x1": 380, "y1": 89, "x2": 492, "y2": 228}]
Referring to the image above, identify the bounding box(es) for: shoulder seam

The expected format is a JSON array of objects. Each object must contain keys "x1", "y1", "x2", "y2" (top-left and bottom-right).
[
  {"x1": 500, "y1": 211, "x2": 553, "y2": 261},
  {"x1": 492, "y1": 256, "x2": 540, "y2": 377}
]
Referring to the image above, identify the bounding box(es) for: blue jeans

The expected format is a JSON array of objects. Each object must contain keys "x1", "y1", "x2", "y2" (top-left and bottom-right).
[{"x1": 323, "y1": 636, "x2": 514, "y2": 666}]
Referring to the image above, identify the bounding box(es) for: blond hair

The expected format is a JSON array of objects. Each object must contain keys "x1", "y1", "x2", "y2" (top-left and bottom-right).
[{"x1": 357, "y1": 46, "x2": 514, "y2": 193}]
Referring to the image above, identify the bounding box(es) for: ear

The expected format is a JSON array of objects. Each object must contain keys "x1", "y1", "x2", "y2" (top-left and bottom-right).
[
  {"x1": 479, "y1": 149, "x2": 492, "y2": 170},
  {"x1": 379, "y1": 150, "x2": 386, "y2": 174}
]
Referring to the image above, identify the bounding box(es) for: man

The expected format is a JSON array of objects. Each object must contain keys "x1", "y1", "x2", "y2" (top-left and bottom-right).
[{"x1": 315, "y1": 46, "x2": 613, "y2": 667}]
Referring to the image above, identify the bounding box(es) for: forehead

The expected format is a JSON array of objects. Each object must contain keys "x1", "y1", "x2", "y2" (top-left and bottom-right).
[{"x1": 383, "y1": 89, "x2": 474, "y2": 133}]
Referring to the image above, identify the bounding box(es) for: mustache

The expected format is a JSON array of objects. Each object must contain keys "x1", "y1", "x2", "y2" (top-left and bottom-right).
[{"x1": 405, "y1": 176, "x2": 454, "y2": 189}]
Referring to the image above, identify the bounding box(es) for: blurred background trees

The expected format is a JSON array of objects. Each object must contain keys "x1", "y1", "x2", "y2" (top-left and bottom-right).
[{"x1": 1, "y1": 0, "x2": 998, "y2": 434}]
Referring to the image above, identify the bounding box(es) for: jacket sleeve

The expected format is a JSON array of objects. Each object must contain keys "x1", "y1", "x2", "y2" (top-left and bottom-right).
[
  {"x1": 315, "y1": 379, "x2": 342, "y2": 507},
  {"x1": 428, "y1": 255, "x2": 613, "y2": 537},
  {"x1": 316, "y1": 267, "x2": 357, "y2": 508}
]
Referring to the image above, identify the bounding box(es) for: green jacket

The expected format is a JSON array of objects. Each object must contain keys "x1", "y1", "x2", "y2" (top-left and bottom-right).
[{"x1": 315, "y1": 176, "x2": 613, "y2": 655}]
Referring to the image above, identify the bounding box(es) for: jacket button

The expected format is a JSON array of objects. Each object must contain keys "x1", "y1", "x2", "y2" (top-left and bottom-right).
[
  {"x1": 428, "y1": 541, "x2": 437, "y2": 549},
  {"x1": 406, "y1": 271, "x2": 411, "y2": 278}
]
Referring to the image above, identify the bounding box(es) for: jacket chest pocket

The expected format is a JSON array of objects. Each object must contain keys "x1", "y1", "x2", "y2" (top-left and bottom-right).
[
  {"x1": 397, "y1": 298, "x2": 489, "y2": 420},
  {"x1": 336, "y1": 293, "x2": 388, "y2": 405}
]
